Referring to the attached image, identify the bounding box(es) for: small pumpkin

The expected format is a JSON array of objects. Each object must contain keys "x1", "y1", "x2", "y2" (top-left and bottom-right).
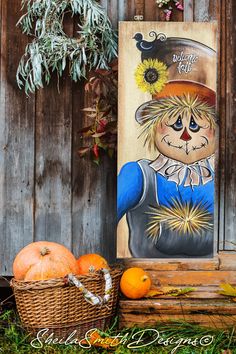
[
  {"x1": 13, "y1": 241, "x2": 78, "y2": 281},
  {"x1": 120, "y1": 267, "x2": 151, "y2": 299},
  {"x1": 77, "y1": 253, "x2": 109, "y2": 275}
]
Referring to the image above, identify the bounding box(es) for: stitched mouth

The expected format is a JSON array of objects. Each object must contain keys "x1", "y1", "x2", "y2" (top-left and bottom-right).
[
  {"x1": 162, "y1": 135, "x2": 209, "y2": 155},
  {"x1": 162, "y1": 136, "x2": 184, "y2": 151},
  {"x1": 191, "y1": 136, "x2": 209, "y2": 152}
]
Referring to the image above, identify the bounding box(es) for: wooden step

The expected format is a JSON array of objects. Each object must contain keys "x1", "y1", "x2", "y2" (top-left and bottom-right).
[
  {"x1": 119, "y1": 254, "x2": 236, "y2": 328},
  {"x1": 149, "y1": 270, "x2": 236, "y2": 287},
  {"x1": 119, "y1": 293, "x2": 236, "y2": 328},
  {"x1": 123, "y1": 257, "x2": 220, "y2": 271},
  {"x1": 119, "y1": 312, "x2": 236, "y2": 329},
  {"x1": 120, "y1": 298, "x2": 235, "y2": 315},
  {"x1": 122, "y1": 252, "x2": 236, "y2": 271},
  {"x1": 119, "y1": 284, "x2": 236, "y2": 329}
]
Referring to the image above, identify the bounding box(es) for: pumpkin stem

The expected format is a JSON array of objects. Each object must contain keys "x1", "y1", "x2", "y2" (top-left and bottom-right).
[
  {"x1": 141, "y1": 275, "x2": 149, "y2": 282},
  {"x1": 89, "y1": 265, "x2": 96, "y2": 273},
  {"x1": 40, "y1": 247, "x2": 50, "y2": 256}
]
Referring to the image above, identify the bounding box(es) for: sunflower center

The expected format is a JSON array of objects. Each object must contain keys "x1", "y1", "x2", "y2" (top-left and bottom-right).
[{"x1": 144, "y1": 68, "x2": 159, "y2": 84}]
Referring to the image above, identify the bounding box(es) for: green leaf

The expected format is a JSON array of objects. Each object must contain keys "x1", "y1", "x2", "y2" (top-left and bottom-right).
[
  {"x1": 93, "y1": 157, "x2": 100, "y2": 165},
  {"x1": 107, "y1": 148, "x2": 114, "y2": 158},
  {"x1": 219, "y1": 284, "x2": 236, "y2": 297},
  {"x1": 170, "y1": 287, "x2": 196, "y2": 297}
]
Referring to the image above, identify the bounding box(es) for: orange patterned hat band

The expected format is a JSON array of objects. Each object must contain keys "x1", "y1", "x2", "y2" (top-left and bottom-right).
[{"x1": 153, "y1": 81, "x2": 216, "y2": 106}]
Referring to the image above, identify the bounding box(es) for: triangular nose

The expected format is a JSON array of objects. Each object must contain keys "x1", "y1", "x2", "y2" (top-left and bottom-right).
[{"x1": 180, "y1": 128, "x2": 192, "y2": 141}]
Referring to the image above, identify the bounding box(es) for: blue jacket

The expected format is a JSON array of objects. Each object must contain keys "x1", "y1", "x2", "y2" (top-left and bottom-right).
[{"x1": 118, "y1": 161, "x2": 214, "y2": 221}]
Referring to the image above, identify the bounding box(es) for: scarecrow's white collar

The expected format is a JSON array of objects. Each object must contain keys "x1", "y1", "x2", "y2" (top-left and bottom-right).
[{"x1": 150, "y1": 154, "x2": 215, "y2": 187}]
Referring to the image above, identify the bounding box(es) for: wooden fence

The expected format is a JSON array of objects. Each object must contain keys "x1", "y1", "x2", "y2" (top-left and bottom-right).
[{"x1": 0, "y1": 0, "x2": 235, "y2": 276}]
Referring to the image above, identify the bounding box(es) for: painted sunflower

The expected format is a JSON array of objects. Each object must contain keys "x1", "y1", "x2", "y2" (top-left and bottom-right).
[{"x1": 135, "y1": 59, "x2": 168, "y2": 95}]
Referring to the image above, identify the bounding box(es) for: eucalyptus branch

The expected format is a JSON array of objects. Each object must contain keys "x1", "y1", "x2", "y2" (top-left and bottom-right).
[{"x1": 16, "y1": 0, "x2": 118, "y2": 94}]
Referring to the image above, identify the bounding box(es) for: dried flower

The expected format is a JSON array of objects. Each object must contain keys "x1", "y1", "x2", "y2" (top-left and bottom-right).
[
  {"x1": 174, "y1": 0, "x2": 184, "y2": 10},
  {"x1": 164, "y1": 9, "x2": 172, "y2": 21},
  {"x1": 157, "y1": 0, "x2": 184, "y2": 20},
  {"x1": 156, "y1": 0, "x2": 171, "y2": 7}
]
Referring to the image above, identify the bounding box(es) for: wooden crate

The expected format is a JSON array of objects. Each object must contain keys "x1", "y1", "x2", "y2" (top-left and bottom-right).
[{"x1": 119, "y1": 253, "x2": 236, "y2": 328}]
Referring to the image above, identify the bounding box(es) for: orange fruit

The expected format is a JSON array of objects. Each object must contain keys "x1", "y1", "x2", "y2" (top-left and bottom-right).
[
  {"x1": 120, "y1": 267, "x2": 151, "y2": 299},
  {"x1": 13, "y1": 241, "x2": 78, "y2": 281},
  {"x1": 77, "y1": 253, "x2": 109, "y2": 275}
]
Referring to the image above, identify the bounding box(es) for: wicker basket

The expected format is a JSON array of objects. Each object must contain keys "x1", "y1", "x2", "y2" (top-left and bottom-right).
[{"x1": 11, "y1": 267, "x2": 123, "y2": 339}]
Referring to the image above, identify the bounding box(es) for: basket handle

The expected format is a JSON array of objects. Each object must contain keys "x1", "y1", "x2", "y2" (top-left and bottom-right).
[{"x1": 64, "y1": 269, "x2": 112, "y2": 306}]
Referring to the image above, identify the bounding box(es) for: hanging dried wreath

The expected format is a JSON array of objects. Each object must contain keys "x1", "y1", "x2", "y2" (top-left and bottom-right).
[{"x1": 16, "y1": 0, "x2": 117, "y2": 95}]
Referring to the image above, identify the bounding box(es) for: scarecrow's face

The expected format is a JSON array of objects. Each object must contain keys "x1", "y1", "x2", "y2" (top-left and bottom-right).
[{"x1": 155, "y1": 110, "x2": 216, "y2": 164}]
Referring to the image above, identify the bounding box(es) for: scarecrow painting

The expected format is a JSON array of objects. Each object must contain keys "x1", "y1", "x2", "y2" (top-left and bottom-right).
[{"x1": 117, "y1": 27, "x2": 217, "y2": 258}]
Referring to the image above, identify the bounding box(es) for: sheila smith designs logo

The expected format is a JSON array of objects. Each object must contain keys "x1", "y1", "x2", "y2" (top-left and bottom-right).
[{"x1": 30, "y1": 328, "x2": 214, "y2": 353}]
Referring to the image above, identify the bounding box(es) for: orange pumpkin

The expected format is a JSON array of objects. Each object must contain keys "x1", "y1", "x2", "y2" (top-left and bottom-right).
[
  {"x1": 120, "y1": 267, "x2": 151, "y2": 299},
  {"x1": 13, "y1": 241, "x2": 78, "y2": 281},
  {"x1": 77, "y1": 253, "x2": 109, "y2": 275}
]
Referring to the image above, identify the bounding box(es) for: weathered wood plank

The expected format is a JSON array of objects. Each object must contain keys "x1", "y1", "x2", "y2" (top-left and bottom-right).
[
  {"x1": 0, "y1": 0, "x2": 2, "y2": 63},
  {"x1": 107, "y1": 0, "x2": 118, "y2": 29},
  {"x1": 149, "y1": 270, "x2": 236, "y2": 286},
  {"x1": 119, "y1": 313, "x2": 236, "y2": 328},
  {"x1": 0, "y1": 0, "x2": 35, "y2": 276},
  {"x1": 34, "y1": 14, "x2": 73, "y2": 248},
  {"x1": 144, "y1": 0, "x2": 158, "y2": 21},
  {"x1": 127, "y1": 0, "x2": 136, "y2": 21},
  {"x1": 133, "y1": 0, "x2": 144, "y2": 20},
  {"x1": 120, "y1": 298, "x2": 236, "y2": 314},
  {"x1": 34, "y1": 89, "x2": 72, "y2": 246},
  {"x1": 217, "y1": 0, "x2": 226, "y2": 251},
  {"x1": 184, "y1": 0, "x2": 194, "y2": 22},
  {"x1": 194, "y1": 0, "x2": 218, "y2": 22},
  {"x1": 71, "y1": 87, "x2": 117, "y2": 262},
  {"x1": 71, "y1": 2, "x2": 116, "y2": 263},
  {"x1": 171, "y1": 0, "x2": 184, "y2": 21},
  {"x1": 118, "y1": 0, "x2": 129, "y2": 21},
  {"x1": 72, "y1": 152, "x2": 117, "y2": 261},
  {"x1": 123, "y1": 258, "x2": 220, "y2": 271},
  {"x1": 219, "y1": 252, "x2": 236, "y2": 270},
  {"x1": 224, "y1": 0, "x2": 236, "y2": 250},
  {"x1": 34, "y1": 82, "x2": 72, "y2": 247}
]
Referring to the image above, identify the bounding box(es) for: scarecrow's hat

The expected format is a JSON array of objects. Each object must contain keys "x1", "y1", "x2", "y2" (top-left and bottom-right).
[{"x1": 134, "y1": 32, "x2": 216, "y2": 124}]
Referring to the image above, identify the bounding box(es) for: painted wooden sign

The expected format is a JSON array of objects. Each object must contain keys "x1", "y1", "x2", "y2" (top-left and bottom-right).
[{"x1": 117, "y1": 22, "x2": 217, "y2": 259}]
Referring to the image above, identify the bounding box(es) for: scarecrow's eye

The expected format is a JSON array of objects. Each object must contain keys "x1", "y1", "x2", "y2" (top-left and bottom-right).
[
  {"x1": 171, "y1": 116, "x2": 183, "y2": 131},
  {"x1": 189, "y1": 116, "x2": 200, "y2": 132}
]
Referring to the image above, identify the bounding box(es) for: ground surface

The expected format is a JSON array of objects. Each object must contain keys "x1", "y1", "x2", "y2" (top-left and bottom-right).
[{"x1": 0, "y1": 308, "x2": 236, "y2": 353}]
